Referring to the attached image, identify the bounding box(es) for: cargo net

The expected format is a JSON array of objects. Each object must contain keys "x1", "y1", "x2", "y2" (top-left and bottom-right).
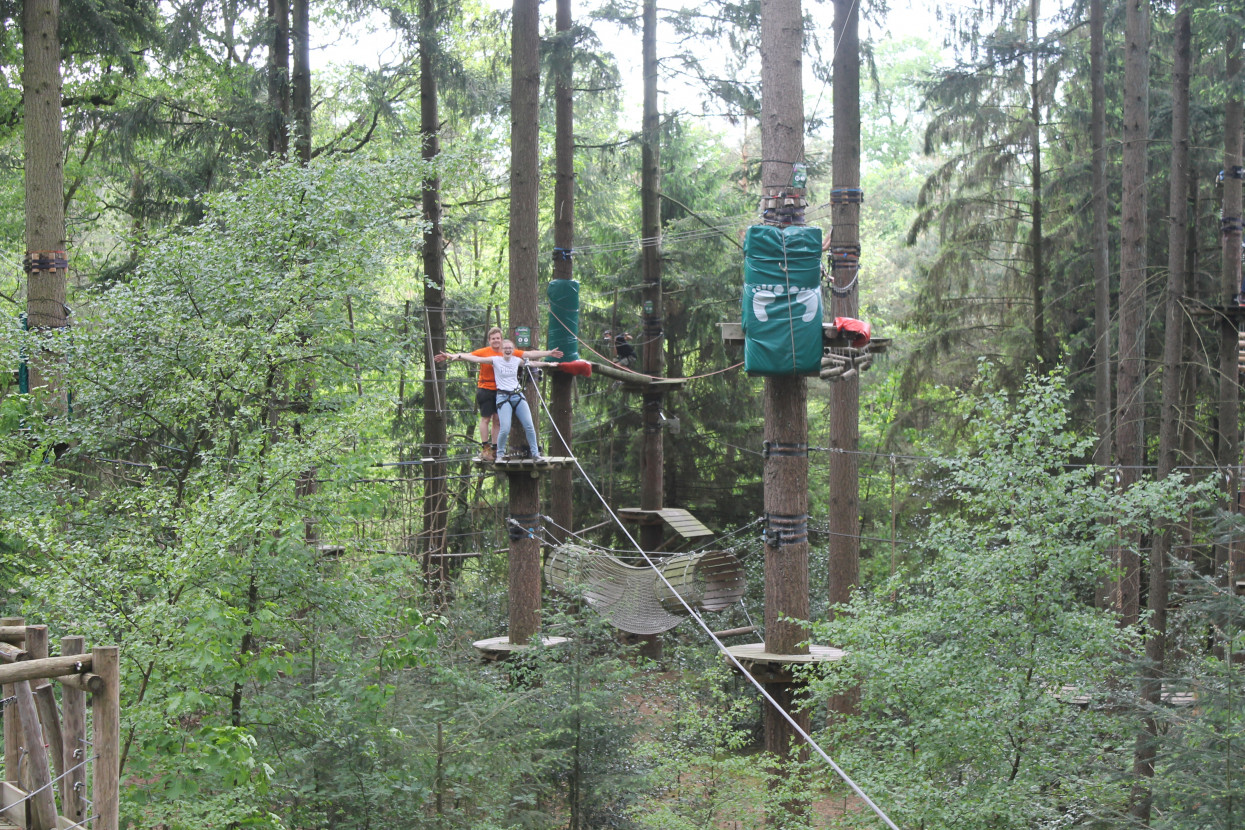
[{"x1": 544, "y1": 545, "x2": 745, "y2": 635}]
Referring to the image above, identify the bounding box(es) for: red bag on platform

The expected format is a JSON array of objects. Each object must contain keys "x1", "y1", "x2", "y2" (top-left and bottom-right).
[{"x1": 833, "y1": 317, "x2": 871, "y2": 348}]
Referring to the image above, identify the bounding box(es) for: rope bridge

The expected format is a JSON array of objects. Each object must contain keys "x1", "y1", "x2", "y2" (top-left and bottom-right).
[{"x1": 544, "y1": 545, "x2": 744, "y2": 635}]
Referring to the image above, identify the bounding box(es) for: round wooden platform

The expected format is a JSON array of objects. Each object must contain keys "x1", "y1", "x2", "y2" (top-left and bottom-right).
[
  {"x1": 724, "y1": 642, "x2": 845, "y2": 683},
  {"x1": 477, "y1": 456, "x2": 577, "y2": 474},
  {"x1": 472, "y1": 635, "x2": 571, "y2": 661}
]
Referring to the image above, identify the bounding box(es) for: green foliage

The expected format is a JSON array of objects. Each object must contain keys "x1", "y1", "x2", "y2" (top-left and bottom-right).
[
  {"x1": 630, "y1": 649, "x2": 762, "y2": 830},
  {"x1": 1148, "y1": 559, "x2": 1245, "y2": 830},
  {"x1": 809, "y1": 370, "x2": 1213, "y2": 830},
  {"x1": 0, "y1": 152, "x2": 446, "y2": 827}
]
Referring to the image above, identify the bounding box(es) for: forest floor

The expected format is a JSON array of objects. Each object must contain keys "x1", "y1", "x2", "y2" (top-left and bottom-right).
[{"x1": 629, "y1": 669, "x2": 859, "y2": 828}]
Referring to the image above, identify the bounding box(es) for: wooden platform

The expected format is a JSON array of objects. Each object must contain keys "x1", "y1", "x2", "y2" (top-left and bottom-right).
[
  {"x1": 477, "y1": 455, "x2": 577, "y2": 474},
  {"x1": 618, "y1": 507, "x2": 713, "y2": 539},
  {"x1": 719, "y1": 321, "x2": 891, "y2": 352},
  {"x1": 1192, "y1": 301, "x2": 1245, "y2": 322},
  {"x1": 724, "y1": 642, "x2": 845, "y2": 683},
  {"x1": 1056, "y1": 684, "x2": 1195, "y2": 709},
  {"x1": 473, "y1": 635, "x2": 571, "y2": 661}
]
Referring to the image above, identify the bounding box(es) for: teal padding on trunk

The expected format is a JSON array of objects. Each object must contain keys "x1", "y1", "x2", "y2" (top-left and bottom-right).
[
  {"x1": 741, "y1": 225, "x2": 823, "y2": 375},
  {"x1": 547, "y1": 279, "x2": 580, "y2": 361}
]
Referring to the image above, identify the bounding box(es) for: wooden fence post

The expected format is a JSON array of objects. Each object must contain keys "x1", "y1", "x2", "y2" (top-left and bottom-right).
[
  {"x1": 92, "y1": 646, "x2": 119, "y2": 830},
  {"x1": 60, "y1": 636, "x2": 86, "y2": 824},
  {"x1": 1, "y1": 617, "x2": 23, "y2": 787},
  {"x1": 24, "y1": 626, "x2": 65, "y2": 797}
]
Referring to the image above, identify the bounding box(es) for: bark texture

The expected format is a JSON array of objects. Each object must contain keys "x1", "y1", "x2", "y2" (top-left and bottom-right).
[
  {"x1": 640, "y1": 0, "x2": 665, "y2": 552},
  {"x1": 1090, "y1": 0, "x2": 1113, "y2": 608},
  {"x1": 291, "y1": 0, "x2": 312, "y2": 164},
  {"x1": 1131, "y1": 3, "x2": 1190, "y2": 819},
  {"x1": 508, "y1": 0, "x2": 542, "y2": 643},
  {"x1": 267, "y1": 0, "x2": 290, "y2": 157},
  {"x1": 827, "y1": 0, "x2": 860, "y2": 613},
  {"x1": 759, "y1": 0, "x2": 811, "y2": 774},
  {"x1": 420, "y1": 0, "x2": 450, "y2": 605},
  {"x1": 23, "y1": 0, "x2": 68, "y2": 398},
  {"x1": 1219, "y1": 41, "x2": 1244, "y2": 584},
  {"x1": 1114, "y1": 0, "x2": 1150, "y2": 627},
  {"x1": 549, "y1": 0, "x2": 575, "y2": 545}
]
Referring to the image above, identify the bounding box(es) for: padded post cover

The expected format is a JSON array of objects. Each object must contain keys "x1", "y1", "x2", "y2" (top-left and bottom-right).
[
  {"x1": 742, "y1": 225, "x2": 823, "y2": 375},
  {"x1": 546, "y1": 279, "x2": 580, "y2": 361}
]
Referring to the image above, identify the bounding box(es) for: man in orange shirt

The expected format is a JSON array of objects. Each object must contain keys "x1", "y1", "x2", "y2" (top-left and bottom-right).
[{"x1": 436, "y1": 327, "x2": 561, "y2": 461}]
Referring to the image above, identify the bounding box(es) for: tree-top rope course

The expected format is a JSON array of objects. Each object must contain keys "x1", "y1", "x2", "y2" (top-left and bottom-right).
[{"x1": 527, "y1": 380, "x2": 902, "y2": 830}]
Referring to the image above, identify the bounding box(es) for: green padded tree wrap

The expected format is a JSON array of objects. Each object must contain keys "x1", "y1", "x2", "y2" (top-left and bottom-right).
[
  {"x1": 741, "y1": 225, "x2": 823, "y2": 375},
  {"x1": 546, "y1": 279, "x2": 580, "y2": 361}
]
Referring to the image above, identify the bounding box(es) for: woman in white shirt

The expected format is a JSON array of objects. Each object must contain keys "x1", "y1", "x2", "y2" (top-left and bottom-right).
[{"x1": 442, "y1": 340, "x2": 544, "y2": 461}]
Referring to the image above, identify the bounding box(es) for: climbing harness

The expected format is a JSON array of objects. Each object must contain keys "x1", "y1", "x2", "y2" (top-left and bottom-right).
[{"x1": 495, "y1": 388, "x2": 526, "y2": 413}]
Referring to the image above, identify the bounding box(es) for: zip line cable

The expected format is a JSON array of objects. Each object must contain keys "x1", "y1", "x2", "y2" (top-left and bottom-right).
[{"x1": 526, "y1": 367, "x2": 901, "y2": 830}]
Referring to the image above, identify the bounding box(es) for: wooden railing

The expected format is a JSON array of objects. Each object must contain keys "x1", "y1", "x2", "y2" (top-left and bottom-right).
[{"x1": 0, "y1": 619, "x2": 118, "y2": 830}]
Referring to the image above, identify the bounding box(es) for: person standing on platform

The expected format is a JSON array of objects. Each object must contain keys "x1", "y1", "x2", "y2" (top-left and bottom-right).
[
  {"x1": 441, "y1": 340, "x2": 553, "y2": 461},
  {"x1": 435, "y1": 327, "x2": 561, "y2": 461},
  {"x1": 604, "y1": 330, "x2": 637, "y2": 368}
]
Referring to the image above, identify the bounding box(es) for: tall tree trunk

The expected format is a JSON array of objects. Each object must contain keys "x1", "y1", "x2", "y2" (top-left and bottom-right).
[
  {"x1": 1028, "y1": 0, "x2": 1046, "y2": 365},
  {"x1": 1218, "y1": 38, "x2": 1244, "y2": 586},
  {"x1": 759, "y1": 0, "x2": 811, "y2": 766},
  {"x1": 420, "y1": 0, "x2": 450, "y2": 607},
  {"x1": 289, "y1": 0, "x2": 315, "y2": 542},
  {"x1": 639, "y1": 0, "x2": 665, "y2": 553},
  {"x1": 1090, "y1": 0, "x2": 1114, "y2": 608},
  {"x1": 826, "y1": 0, "x2": 861, "y2": 719},
  {"x1": 291, "y1": 0, "x2": 311, "y2": 164},
  {"x1": 508, "y1": 0, "x2": 542, "y2": 644},
  {"x1": 549, "y1": 0, "x2": 575, "y2": 546},
  {"x1": 267, "y1": 0, "x2": 290, "y2": 157},
  {"x1": 1178, "y1": 169, "x2": 1199, "y2": 479},
  {"x1": 1114, "y1": 0, "x2": 1150, "y2": 628},
  {"x1": 1131, "y1": 2, "x2": 1190, "y2": 820},
  {"x1": 23, "y1": 0, "x2": 67, "y2": 402}
]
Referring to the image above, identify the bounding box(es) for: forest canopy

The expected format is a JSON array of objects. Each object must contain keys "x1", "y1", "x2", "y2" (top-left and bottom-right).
[{"x1": 0, "y1": 0, "x2": 1242, "y2": 828}]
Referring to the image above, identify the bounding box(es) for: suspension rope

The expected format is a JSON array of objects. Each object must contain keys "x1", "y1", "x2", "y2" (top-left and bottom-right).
[{"x1": 547, "y1": 307, "x2": 744, "y2": 381}]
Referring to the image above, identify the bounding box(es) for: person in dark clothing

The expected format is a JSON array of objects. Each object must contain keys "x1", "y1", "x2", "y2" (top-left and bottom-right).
[{"x1": 604, "y1": 330, "x2": 637, "y2": 368}]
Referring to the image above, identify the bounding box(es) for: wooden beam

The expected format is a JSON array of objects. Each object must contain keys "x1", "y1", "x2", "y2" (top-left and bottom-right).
[
  {"x1": 31, "y1": 685, "x2": 63, "y2": 800},
  {"x1": 710, "y1": 625, "x2": 759, "y2": 638},
  {"x1": 0, "y1": 643, "x2": 26, "y2": 663},
  {"x1": 14, "y1": 682, "x2": 57, "y2": 830},
  {"x1": 0, "y1": 656, "x2": 94, "y2": 687},
  {"x1": 0, "y1": 627, "x2": 26, "y2": 645},
  {"x1": 54, "y1": 673, "x2": 103, "y2": 695}
]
